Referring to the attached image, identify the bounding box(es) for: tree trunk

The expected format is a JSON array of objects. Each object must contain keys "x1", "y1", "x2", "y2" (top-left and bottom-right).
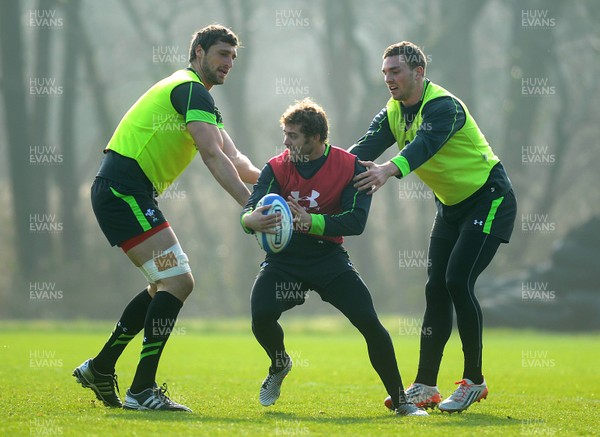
[
  {"x1": 57, "y1": 0, "x2": 83, "y2": 262},
  {"x1": 0, "y1": 1, "x2": 33, "y2": 281},
  {"x1": 426, "y1": 0, "x2": 486, "y2": 110},
  {"x1": 29, "y1": 0, "x2": 56, "y2": 273}
]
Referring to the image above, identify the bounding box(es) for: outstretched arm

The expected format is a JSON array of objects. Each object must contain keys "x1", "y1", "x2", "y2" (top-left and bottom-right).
[
  {"x1": 354, "y1": 96, "x2": 466, "y2": 194},
  {"x1": 348, "y1": 107, "x2": 396, "y2": 161},
  {"x1": 188, "y1": 121, "x2": 251, "y2": 207},
  {"x1": 221, "y1": 128, "x2": 260, "y2": 184}
]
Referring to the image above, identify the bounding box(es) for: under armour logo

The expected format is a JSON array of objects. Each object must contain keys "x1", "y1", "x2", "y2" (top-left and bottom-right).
[
  {"x1": 474, "y1": 220, "x2": 483, "y2": 226},
  {"x1": 290, "y1": 190, "x2": 320, "y2": 208}
]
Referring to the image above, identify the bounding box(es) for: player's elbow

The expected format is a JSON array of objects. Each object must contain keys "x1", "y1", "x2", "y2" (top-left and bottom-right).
[
  {"x1": 355, "y1": 222, "x2": 367, "y2": 235},
  {"x1": 346, "y1": 218, "x2": 367, "y2": 236},
  {"x1": 199, "y1": 146, "x2": 222, "y2": 168},
  {"x1": 353, "y1": 212, "x2": 370, "y2": 235}
]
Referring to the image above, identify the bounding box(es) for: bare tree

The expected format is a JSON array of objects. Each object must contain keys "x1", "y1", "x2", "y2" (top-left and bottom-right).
[
  {"x1": 57, "y1": 0, "x2": 83, "y2": 261},
  {"x1": 0, "y1": 1, "x2": 42, "y2": 284}
]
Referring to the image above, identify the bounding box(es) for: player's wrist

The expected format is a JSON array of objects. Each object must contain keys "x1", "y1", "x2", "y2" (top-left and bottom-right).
[
  {"x1": 241, "y1": 211, "x2": 255, "y2": 234},
  {"x1": 384, "y1": 161, "x2": 401, "y2": 178},
  {"x1": 308, "y1": 214, "x2": 324, "y2": 235},
  {"x1": 389, "y1": 155, "x2": 410, "y2": 178}
]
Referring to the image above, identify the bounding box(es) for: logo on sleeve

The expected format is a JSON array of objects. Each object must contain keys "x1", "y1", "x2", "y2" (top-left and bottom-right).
[
  {"x1": 145, "y1": 208, "x2": 159, "y2": 223},
  {"x1": 214, "y1": 106, "x2": 223, "y2": 125}
]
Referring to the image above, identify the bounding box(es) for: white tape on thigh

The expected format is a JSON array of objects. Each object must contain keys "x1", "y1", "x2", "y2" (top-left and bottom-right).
[{"x1": 139, "y1": 243, "x2": 191, "y2": 282}]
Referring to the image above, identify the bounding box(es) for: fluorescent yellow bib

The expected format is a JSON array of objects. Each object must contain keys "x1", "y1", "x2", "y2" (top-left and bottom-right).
[
  {"x1": 387, "y1": 81, "x2": 499, "y2": 205},
  {"x1": 106, "y1": 70, "x2": 205, "y2": 194}
]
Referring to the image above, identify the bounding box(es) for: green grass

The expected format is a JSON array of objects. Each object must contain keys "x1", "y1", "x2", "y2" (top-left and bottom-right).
[{"x1": 1, "y1": 317, "x2": 598, "y2": 436}]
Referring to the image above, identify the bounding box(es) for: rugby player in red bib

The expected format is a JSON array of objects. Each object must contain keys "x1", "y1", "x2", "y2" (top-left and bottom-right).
[{"x1": 241, "y1": 98, "x2": 427, "y2": 416}]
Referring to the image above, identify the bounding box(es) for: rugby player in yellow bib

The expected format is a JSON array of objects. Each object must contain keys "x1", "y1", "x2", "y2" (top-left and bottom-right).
[
  {"x1": 351, "y1": 41, "x2": 517, "y2": 414},
  {"x1": 73, "y1": 25, "x2": 259, "y2": 411}
]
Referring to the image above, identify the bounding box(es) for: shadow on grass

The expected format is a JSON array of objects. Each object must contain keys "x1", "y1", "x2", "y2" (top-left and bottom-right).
[
  {"x1": 262, "y1": 410, "x2": 392, "y2": 425},
  {"x1": 104, "y1": 409, "x2": 383, "y2": 425},
  {"x1": 103, "y1": 409, "x2": 516, "y2": 428},
  {"x1": 263, "y1": 410, "x2": 516, "y2": 427},
  {"x1": 425, "y1": 411, "x2": 520, "y2": 427}
]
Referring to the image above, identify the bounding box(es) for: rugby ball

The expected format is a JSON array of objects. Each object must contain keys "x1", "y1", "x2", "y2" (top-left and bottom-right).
[{"x1": 255, "y1": 193, "x2": 293, "y2": 254}]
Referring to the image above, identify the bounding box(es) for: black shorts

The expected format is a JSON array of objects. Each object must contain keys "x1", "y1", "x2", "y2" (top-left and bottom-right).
[
  {"x1": 251, "y1": 268, "x2": 371, "y2": 317},
  {"x1": 432, "y1": 188, "x2": 517, "y2": 243},
  {"x1": 260, "y1": 238, "x2": 358, "y2": 290},
  {"x1": 91, "y1": 176, "x2": 167, "y2": 247}
]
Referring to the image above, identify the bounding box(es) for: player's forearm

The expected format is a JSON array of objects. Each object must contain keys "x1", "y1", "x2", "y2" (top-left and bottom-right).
[
  {"x1": 232, "y1": 154, "x2": 260, "y2": 185},
  {"x1": 309, "y1": 185, "x2": 371, "y2": 237},
  {"x1": 348, "y1": 108, "x2": 396, "y2": 161},
  {"x1": 310, "y1": 209, "x2": 368, "y2": 237},
  {"x1": 220, "y1": 129, "x2": 260, "y2": 185},
  {"x1": 202, "y1": 153, "x2": 251, "y2": 207},
  {"x1": 242, "y1": 165, "x2": 279, "y2": 210}
]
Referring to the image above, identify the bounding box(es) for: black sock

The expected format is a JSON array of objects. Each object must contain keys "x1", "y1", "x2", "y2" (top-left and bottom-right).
[
  {"x1": 271, "y1": 350, "x2": 291, "y2": 373},
  {"x1": 93, "y1": 289, "x2": 153, "y2": 374},
  {"x1": 251, "y1": 318, "x2": 288, "y2": 373},
  {"x1": 463, "y1": 367, "x2": 484, "y2": 384},
  {"x1": 130, "y1": 291, "x2": 183, "y2": 393},
  {"x1": 414, "y1": 368, "x2": 440, "y2": 387}
]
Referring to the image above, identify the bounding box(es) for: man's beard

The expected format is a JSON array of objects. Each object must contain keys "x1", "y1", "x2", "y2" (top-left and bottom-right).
[{"x1": 201, "y1": 58, "x2": 224, "y2": 86}]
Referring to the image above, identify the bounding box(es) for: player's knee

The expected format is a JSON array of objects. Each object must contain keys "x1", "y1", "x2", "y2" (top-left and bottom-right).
[
  {"x1": 445, "y1": 274, "x2": 467, "y2": 295},
  {"x1": 349, "y1": 312, "x2": 383, "y2": 335},
  {"x1": 424, "y1": 280, "x2": 436, "y2": 299},
  {"x1": 162, "y1": 272, "x2": 194, "y2": 299},
  {"x1": 179, "y1": 272, "x2": 195, "y2": 295},
  {"x1": 251, "y1": 307, "x2": 279, "y2": 327},
  {"x1": 147, "y1": 283, "x2": 158, "y2": 297},
  {"x1": 251, "y1": 311, "x2": 268, "y2": 326},
  {"x1": 425, "y1": 277, "x2": 447, "y2": 299}
]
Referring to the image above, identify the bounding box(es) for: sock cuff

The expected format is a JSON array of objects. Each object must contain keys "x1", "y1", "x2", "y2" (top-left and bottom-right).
[
  {"x1": 153, "y1": 290, "x2": 184, "y2": 310},
  {"x1": 137, "y1": 288, "x2": 154, "y2": 304}
]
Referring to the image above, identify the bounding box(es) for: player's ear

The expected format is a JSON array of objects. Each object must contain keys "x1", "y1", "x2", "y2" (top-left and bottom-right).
[
  {"x1": 413, "y1": 66, "x2": 425, "y2": 79},
  {"x1": 195, "y1": 45, "x2": 205, "y2": 60}
]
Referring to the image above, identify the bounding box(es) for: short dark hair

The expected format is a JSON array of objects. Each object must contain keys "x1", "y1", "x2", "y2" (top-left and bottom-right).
[
  {"x1": 383, "y1": 41, "x2": 427, "y2": 71},
  {"x1": 280, "y1": 98, "x2": 329, "y2": 143},
  {"x1": 188, "y1": 25, "x2": 240, "y2": 62}
]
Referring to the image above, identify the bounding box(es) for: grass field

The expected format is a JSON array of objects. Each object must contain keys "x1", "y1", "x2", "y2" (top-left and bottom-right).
[{"x1": 1, "y1": 317, "x2": 598, "y2": 436}]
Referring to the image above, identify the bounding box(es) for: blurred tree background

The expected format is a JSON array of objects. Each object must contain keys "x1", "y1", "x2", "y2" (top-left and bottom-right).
[{"x1": 1, "y1": 0, "x2": 598, "y2": 323}]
